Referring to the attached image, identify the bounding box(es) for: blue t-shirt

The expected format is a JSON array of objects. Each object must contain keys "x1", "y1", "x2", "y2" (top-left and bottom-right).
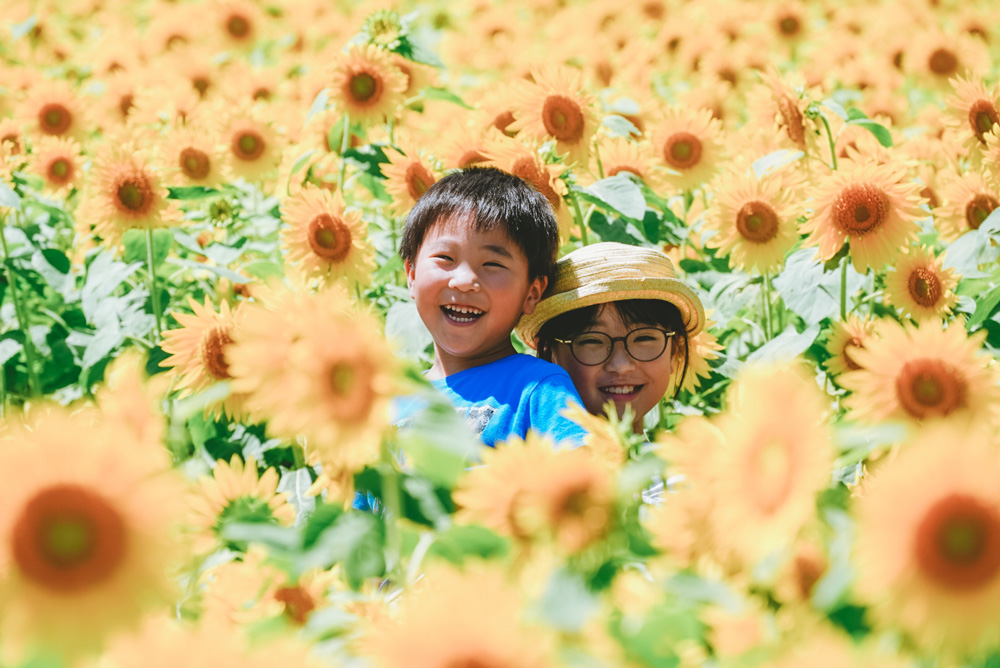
[{"x1": 397, "y1": 353, "x2": 588, "y2": 448}]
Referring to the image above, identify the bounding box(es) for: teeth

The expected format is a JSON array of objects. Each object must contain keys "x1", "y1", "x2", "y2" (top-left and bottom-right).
[
  {"x1": 603, "y1": 385, "x2": 637, "y2": 395},
  {"x1": 444, "y1": 305, "x2": 484, "y2": 315},
  {"x1": 443, "y1": 305, "x2": 484, "y2": 323}
]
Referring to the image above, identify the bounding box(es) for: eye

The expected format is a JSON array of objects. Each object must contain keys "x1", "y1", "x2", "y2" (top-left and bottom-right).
[
  {"x1": 484, "y1": 261, "x2": 506, "y2": 269},
  {"x1": 575, "y1": 335, "x2": 605, "y2": 346},
  {"x1": 433, "y1": 254, "x2": 453, "y2": 262}
]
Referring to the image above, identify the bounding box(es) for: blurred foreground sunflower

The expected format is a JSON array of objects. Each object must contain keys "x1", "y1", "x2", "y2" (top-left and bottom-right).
[{"x1": 823, "y1": 314, "x2": 878, "y2": 378}]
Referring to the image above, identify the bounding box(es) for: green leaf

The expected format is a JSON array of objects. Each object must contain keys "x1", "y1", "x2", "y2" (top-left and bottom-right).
[
  {"x1": 240, "y1": 259, "x2": 284, "y2": 281},
  {"x1": 773, "y1": 248, "x2": 864, "y2": 326},
  {"x1": 588, "y1": 211, "x2": 646, "y2": 245},
  {"x1": 289, "y1": 149, "x2": 319, "y2": 176},
  {"x1": 297, "y1": 512, "x2": 385, "y2": 587},
  {"x1": 425, "y1": 525, "x2": 510, "y2": 565},
  {"x1": 540, "y1": 569, "x2": 600, "y2": 632},
  {"x1": 277, "y1": 467, "x2": 316, "y2": 522},
  {"x1": 846, "y1": 118, "x2": 893, "y2": 147},
  {"x1": 40, "y1": 249, "x2": 70, "y2": 274},
  {"x1": 0, "y1": 182, "x2": 21, "y2": 209},
  {"x1": 305, "y1": 87, "x2": 330, "y2": 125},
  {"x1": 846, "y1": 107, "x2": 868, "y2": 121},
  {"x1": 122, "y1": 229, "x2": 172, "y2": 267},
  {"x1": 0, "y1": 338, "x2": 22, "y2": 366},
  {"x1": 11, "y1": 14, "x2": 38, "y2": 40},
  {"x1": 820, "y1": 98, "x2": 848, "y2": 120},
  {"x1": 81, "y1": 326, "x2": 124, "y2": 369},
  {"x1": 577, "y1": 175, "x2": 647, "y2": 221},
  {"x1": 385, "y1": 301, "x2": 433, "y2": 360},
  {"x1": 167, "y1": 186, "x2": 222, "y2": 200},
  {"x1": 166, "y1": 258, "x2": 250, "y2": 283},
  {"x1": 601, "y1": 114, "x2": 641, "y2": 138},
  {"x1": 403, "y1": 38, "x2": 444, "y2": 68},
  {"x1": 751, "y1": 149, "x2": 804, "y2": 178},
  {"x1": 302, "y1": 502, "x2": 344, "y2": 549},
  {"x1": 746, "y1": 325, "x2": 820, "y2": 363},
  {"x1": 222, "y1": 522, "x2": 301, "y2": 552},
  {"x1": 422, "y1": 87, "x2": 473, "y2": 109},
  {"x1": 967, "y1": 284, "x2": 1000, "y2": 330},
  {"x1": 397, "y1": 392, "x2": 479, "y2": 486}
]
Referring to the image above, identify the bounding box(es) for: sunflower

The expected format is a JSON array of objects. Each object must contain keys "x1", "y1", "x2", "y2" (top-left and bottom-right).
[
  {"x1": 746, "y1": 68, "x2": 817, "y2": 154},
  {"x1": 935, "y1": 171, "x2": 1000, "y2": 241},
  {"x1": 588, "y1": 136, "x2": 661, "y2": 189},
  {"x1": 381, "y1": 140, "x2": 439, "y2": 216},
  {"x1": 671, "y1": 316, "x2": 723, "y2": 395},
  {"x1": 484, "y1": 134, "x2": 572, "y2": 239},
  {"x1": 562, "y1": 403, "x2": 626, "y2": 468},
  {"x1": 453, "y1": 433, "x2": 560, "y2": 540},
  {"x1": 92, "y1": 351, "x2": 170, "y2": 457},
  {"x1": 710, "y1": 362, "x2": 834, "y2": 564},
  {"x1": 437, "y1": 122, "x2": 491, "y2": 170},
  {"x1": 883, "y1": 246, "x2": 959, "y2": 322},
  {"x1": 0, "y1": 118, "x2": 26, "y2": 156},
  {"x1": 508, "y1": 65, "x2": 599, "y2": 166},
  {"x1": 824, "y1": 315, "x2": 879, "y2": 378},
  {"x1": 189, "y1": 455, "x2": 295, "y2": 554},
  {"x1": 391, "y1": 53, "x2": 437, "y2": 100},
  {"x1": 329, "y1": 43, "x2": 407, "y2": 128},
  {"x1": 159, "y1": 121, "x2": 227, "y2": 187},
  {"x1": 19, "y1": 80, "x2": 88, "y2": 141},
  {"x1": 219, "y1": 106, "x2": 284, "y2": 184},
  {"x1": 213, "y1": 0, "x2": 263, "y2": 51},
  {"x1": 200, "y1": 547, "x2": 335, "y2": 627},
  {"x1": 855, "y1": 425, "x2": 1000, "y2": 657},
  {"x1": 27, "y1": 136, "x2": 83, "y2": 198},
  {"x1": 99, "y1": 71, "x2": 142, "y2": 128},
  {"x1": 475, "y1": 82, "x2": 520, "y2": 137},
  {"x1": 801, "y1": 160, "x2": 926, "y2": 273},
  {"x1": 985, "y1": 127, "x2": 1000, "y2": 185},
  {"x1": 840, "y1": 319, "x2": 1000, "y2": 427},
  {"x1": 514, "y1": 447, "x2": 617, "y2": 553},
  {"x1": 361, "y1": 564, "x2": 555, "y2": 668},
  {"x1": 78, "y1": 142, "x2": 180, "y2": 246},
  {"x1": 705, "y1": 168, "x2": 804, "y2": 273},
  {"x1": 907, "y1": 30, "x2": 990, "y2": 91},
  {"x1": 279, "y1": 186, "x2": 375, "y2": 288},
  {"x1": 650, "y1": 105, "x2": 725, "y2": 193},
  {"x1": 161, "y1": 297, "x2": 247, "y2": 418},
  {"x1": 945, "y1": 75, "x2": 1000, "y2": 157},
  {"x1": 0, "y1": 407, "x2": 185, "y2": 659},
  {"x1": 226, "y1": 287, "x2": 398, "y2": 473}
]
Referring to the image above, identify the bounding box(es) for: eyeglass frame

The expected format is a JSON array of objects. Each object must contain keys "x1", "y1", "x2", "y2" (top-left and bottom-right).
[{"x1": 553, "y1": 327, "x2": 677, "y2": 366}]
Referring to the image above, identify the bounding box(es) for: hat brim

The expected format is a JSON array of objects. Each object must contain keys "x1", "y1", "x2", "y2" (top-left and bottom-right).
[{"x1": 516, "y1": 276, "x2": 706, "y2": 349}]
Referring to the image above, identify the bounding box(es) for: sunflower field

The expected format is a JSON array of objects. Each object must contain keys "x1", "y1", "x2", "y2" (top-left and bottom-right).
[{"x1": 3, "y1": 0, "x2": 1000, "y2": 665}]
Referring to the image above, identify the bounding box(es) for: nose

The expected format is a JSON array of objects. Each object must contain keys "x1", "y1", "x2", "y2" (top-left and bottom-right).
[
  {"x1": 603, "y1": 339, "x2": 636, "y2": 371},
  {"x1": 448, "y1": 262, "x2": 480, "y2": 292}
]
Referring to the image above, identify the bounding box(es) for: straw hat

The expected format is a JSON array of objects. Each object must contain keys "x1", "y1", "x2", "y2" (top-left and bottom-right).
[{"x1": 516, "y1": 242, "x2": 705, "y2": 347}]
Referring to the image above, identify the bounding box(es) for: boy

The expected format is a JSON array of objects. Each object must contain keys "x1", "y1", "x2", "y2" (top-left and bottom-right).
[{"x1": 398, "y1": 166, "x2": 587, "y2": 447}]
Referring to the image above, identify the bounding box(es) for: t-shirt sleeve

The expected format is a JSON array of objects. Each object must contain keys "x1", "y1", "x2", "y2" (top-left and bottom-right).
[{"x1": 525, "y1": 371, "x2": 589, "y2": 448}]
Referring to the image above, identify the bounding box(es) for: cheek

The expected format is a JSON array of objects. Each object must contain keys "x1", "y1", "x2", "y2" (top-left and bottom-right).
[{"x1": 553, "y1": 350, "x2": 603, "y2": 412}]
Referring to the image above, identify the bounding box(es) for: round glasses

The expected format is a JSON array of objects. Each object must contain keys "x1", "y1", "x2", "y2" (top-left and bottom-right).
[{"x1": 554, "y1": 327, "x2": 675, "y2": 366}]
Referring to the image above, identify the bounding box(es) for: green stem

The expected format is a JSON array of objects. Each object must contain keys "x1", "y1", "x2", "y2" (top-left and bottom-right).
[
  {"x1": 593, "y1": 136, "x2": 605, "y2": 180},
  {"x1": 819, "y1": 113, "x2": 838, "y2": 171},
  {"x1": 839, "y1": 254, "x2": 848, "y2": 321},
  {"x1": 145, "y1": 227, "x2": 162, "y2": 342},
  {"x1": 762, "y1": 272, "x2": 774, "y2": 340},
  {"x1": 0, "y1": 213, "x2": 41, "y2": 396},
  {"x1": 338, "y1": 113, "x2": 351, "y2": 193},
  {"x1": 570, "y1": 191, "x2": 589, "y2": 246},
  {"x1": 380, "y1": 439, "x2": 403, "y2": 581}
]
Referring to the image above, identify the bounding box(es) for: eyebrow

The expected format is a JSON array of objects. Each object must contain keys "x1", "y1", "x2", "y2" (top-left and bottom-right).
[{"x1": 483, "y1": 244, "x2": 514, "y2": 258}]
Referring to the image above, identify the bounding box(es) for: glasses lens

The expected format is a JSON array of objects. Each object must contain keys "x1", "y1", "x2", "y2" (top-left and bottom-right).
[
  {"x1": 571, "y1": 332, "x2": 612, "y2": 365},
  {"x1": 625, "y1": 328, "x2": 669, "y2": 361}
]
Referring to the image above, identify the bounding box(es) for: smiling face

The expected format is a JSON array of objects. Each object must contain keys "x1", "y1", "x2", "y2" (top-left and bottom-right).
[
  {"x1": 406, "y1": 214, "x2": 546, "y2": 379},
  {"x1": 550, "y1": 303, "x2": 675, "y2": 433}
]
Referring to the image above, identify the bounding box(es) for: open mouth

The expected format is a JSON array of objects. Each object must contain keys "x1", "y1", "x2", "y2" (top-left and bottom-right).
[
  {"x1": 442, "y1": 305, "x2": 484, "y2": 324},
  {"x1": 600, "y1": 384, "x2": 642, "y2": 397}
]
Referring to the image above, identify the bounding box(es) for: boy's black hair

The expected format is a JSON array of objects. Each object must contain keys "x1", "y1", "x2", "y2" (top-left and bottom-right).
[
  {"x1": 398, "y1": 166, "x2": 559, "y2": 282},
  {"x1": 535, "y1": 299, "x2": 690, "y2": 399}
]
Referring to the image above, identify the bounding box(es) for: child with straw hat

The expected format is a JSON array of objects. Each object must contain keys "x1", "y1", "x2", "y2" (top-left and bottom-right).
[{"x1": 517, "y1": 242, "x2": 705, "y2": 434}]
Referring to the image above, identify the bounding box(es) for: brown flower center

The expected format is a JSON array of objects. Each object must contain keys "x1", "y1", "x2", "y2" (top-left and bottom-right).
[
  {"x1": 778, "y1": 15, "x2": 801, "y2": 37},
  {"x1": 492, "y1": 110, "x2": 516, "y2": 136},
  {"x1": 180, "y1": 147, "x2": 212, "y2": 180},
  {"x1": 965, "y1": 193, "x2": 999, "y2": 230},
  {"x1": 928, "y1": 48, "x2": 959, "y2": 76},
  {"x1": 541, "y1": 94, "x2": 586, "y2": 143},
  {"x1": 915, "y1": 493, "x2": 1000, "y2": 591},
  {"x1": 348, "y1": 72, "x2": 381, "y2": 105},
  {"x1": 307, "y1": 213, "x2": 352, "y2": 262},
  {"x1": 404, "y1": 161, "x2": 435, "y2": 201},
  {"x1": 736, "y1": 200, "x2": 779, "y2": 244},
  {"x1": 907, "y1": 266, "x2": 942, "y2": 308},
  {"x1": 919, "y1": 185, "x2": 939, "y2": 208},
  {"x1": 12, "y1": 484, "x2": 128, "y2": 592},
  {"x1": 663, "y1": 131, "x2": 703, "y2": 169},
  {"x1": 747, "y1": 438, "x2": 793, "y2": 513},
  {"x1": 510, "y1": 157, "x2": 561, "y2": 212},
  {"x1": 47, "y1": 157, "x2": 72, "y2": 184},
  {"x1": 200, "y1": 324, "x2": 233, "y2": 380},
  {"x1": 968, "y1": 99, "x2": 1000, "y2": 143},
  {"x1": 232, "y1": 130, "x2": 265, "y2": 161},
  {"x1": 832, "y1": 182, "x2": 890, "y2": 237},
  {"x1": 118, "y1": 94, "x2": 134, "y2": 120},
  {"x1": 226, "y1": 14, "x2": 250, "y2": 39},
  {"x1": 113, "y1": 168, "x2": 155, "y2": 215},
  {"x1": 192, "y1": 76, "x2": 211, "y2": 97},
  {"x1": 274, "y1": 585, "x2": 316, "y2": 625},
  {"x1": 39, "y1": 103, "x2": 72, "y2": 135},
  {"x1": 895, "y1": 358, "x2": 966, "y2": 419},
  {"x1": 607, "y1": 165, "x2": 643, "y2": 179},
  {"x1": 326, "y1": 358, "x2": 375, "y2": 421}
]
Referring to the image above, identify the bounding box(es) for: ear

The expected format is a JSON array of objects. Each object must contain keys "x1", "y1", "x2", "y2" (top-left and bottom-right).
[
  {"x1": 405, "y1": 259, "x2": 417, "y2": 300},
  {"x1": 520, "y1": 275, "x2": 548, "y2": 315}
]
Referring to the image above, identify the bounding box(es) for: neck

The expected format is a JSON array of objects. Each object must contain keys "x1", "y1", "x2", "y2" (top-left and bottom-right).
[{"x1": 427, "y1": 341, "x2": 518, "y2": 380}]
